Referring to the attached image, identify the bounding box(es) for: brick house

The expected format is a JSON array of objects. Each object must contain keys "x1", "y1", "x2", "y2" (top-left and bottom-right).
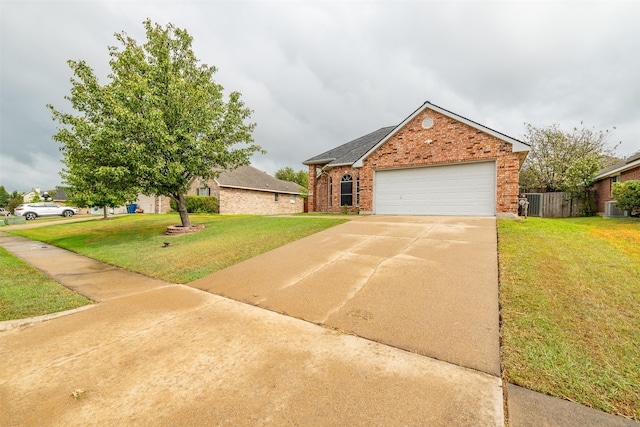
[
  {"x1": 188, "y1": 165, "x2": 304, "y2": 215},
  {"x1": 303, "y1": 101, "x2": 530, "y2": 216},
  {"x1": 134, "y1": 166, "x2": 304, "y2": 215},
  {"x1": 593, "y1": 151, "x2": 640, "y2": 215}
]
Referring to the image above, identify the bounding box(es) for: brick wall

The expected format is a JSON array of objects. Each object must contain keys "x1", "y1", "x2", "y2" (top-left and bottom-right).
[
  {"x1": 594, "y1": 165, "x2": 640, "y2": 213},
  {"x1": 219, "y1": 187, "x2": 303, "y2": 215},
  {"x1": 622, "y1": 166, "x2": 640, "y2": 181},
  {"x1": 309, "y1": 108, "x2": 523, "y2": 215}
]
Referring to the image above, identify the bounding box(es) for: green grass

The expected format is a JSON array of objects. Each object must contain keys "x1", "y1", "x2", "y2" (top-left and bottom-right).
[
  {"x1": 0, "y1": 247, "x2": 92, "y2": 320},
  {"x1": 498, "y1": 216, "x2": 639, "y2": 420},
  {"x1": 6, "y1": 214, "x2": 347, "y2": 284}
]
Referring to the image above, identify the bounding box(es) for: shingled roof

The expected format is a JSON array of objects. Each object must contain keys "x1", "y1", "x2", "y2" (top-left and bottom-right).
[
  {"x1": 595, "y1": 150, "x2": 640, "y2": 179},
  {"x1": 303, "y1": 126, "x2": 396, "y2": 167},
  {"x1": 216, "y1": 165, "x2": 303, "y2": 195},
  {"x1": 303, "y1": 101, "x2": 529, "y2": 169}
]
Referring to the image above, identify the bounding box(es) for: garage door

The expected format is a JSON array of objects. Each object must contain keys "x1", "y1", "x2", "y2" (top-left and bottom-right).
[{"x1": 374, "y1": 162, "x2": 496, "y2": 216}]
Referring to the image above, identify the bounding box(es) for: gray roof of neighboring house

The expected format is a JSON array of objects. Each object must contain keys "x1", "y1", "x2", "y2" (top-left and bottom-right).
[
  {"x1": 303, "y1": 126, "x2": 396, "y2": 166},
  {"x1": 595, "y1": 150, "x2": 640, "y2": 179},
  {"x1": 215, "y1": 165, "x2": 303, "y2": 195},
  {"x1": 52, "y1": 187, "x2": 68, "y2": 201}
]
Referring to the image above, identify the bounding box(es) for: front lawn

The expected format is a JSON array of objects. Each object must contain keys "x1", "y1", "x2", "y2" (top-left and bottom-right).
[
  {"x1": 6, "y1": 214, "x2": 347, "y2": 284},
  {"x1": 498, "y1": 217, "x2": 639, "y2": 420},
  {"x1": 0, "y1": 247, "x2": 92, "y2": 320}
]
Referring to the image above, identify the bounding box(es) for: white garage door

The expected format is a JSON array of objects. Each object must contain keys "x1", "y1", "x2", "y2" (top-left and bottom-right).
[{"x1": 374, "y1": 162, "x2": 496, "y2": 216}]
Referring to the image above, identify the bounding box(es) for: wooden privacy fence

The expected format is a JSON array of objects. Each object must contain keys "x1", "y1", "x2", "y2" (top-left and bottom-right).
[{"x1": 523, "y1": 192, "x2": 585, "y2": 218}]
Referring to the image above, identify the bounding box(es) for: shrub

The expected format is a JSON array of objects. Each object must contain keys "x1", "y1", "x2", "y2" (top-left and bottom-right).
[
  {"x1": 612, "y1": 180, "x2": 640, "y2": 212},
  {"x1": 170, "y1": 196, "x2": 219, "y2": 213}
]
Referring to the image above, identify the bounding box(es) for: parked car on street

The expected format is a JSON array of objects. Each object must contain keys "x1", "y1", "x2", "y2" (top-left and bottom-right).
[
  {"x1": 14, "y1": 203, "x2": 79, "y2": 220},
  {"x1": 0, "y1": 208, "x2": 10, "y2": 217}
]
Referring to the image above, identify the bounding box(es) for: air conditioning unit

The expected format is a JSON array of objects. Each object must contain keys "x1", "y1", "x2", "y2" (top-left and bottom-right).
[{"x1": 604, "y1": 201, "x2": 626, "y2": 218}]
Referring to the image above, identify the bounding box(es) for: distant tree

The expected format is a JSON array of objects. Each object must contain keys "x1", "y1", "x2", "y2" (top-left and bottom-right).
[
  {"x1": 8, "y1": 196, "x2": 23, "y2": 214},
  {"x1": 561, "y1": 154, "x2": 600, "y2": 216},
  {"x1": 49, "y1": 20, "x2": 261, "y2": 227},
  {"x1": 30, "y1": 191, "x2": 42, "y2": 203},
  {"x1": 275, "y1": 167, "x2": 308, "y2": 188},
  {"x1": 0, "y1": 186, "x2": 9, "y2": 206},
  {"x1": 612, "y1": 180, "x2": 640, "y2": 213},
  {"x1": 520, "y1": 123, "x2": 619, "y2": 192}
]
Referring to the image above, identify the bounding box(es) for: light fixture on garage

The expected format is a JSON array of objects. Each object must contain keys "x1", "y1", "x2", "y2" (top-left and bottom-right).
[
  {"x1": 421, "y1": 117, "x2": 434, "y2": 129},
  {"x1": 425, "y1": 139, "x2": 433, "y2": 144}
]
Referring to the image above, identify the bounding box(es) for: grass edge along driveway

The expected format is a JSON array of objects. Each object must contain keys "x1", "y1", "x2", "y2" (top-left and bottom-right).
[
  {"x1": 498, "y1": 216, "x2": 639, "y2": 421},
  {"x1": 0, "y1": 246, "x2": 93, "y2": 321},
  {"x1": 3, "y1": 214, "x2": 346, "y2": 310}
]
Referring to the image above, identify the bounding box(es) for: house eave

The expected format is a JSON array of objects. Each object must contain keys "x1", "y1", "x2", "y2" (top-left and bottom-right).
[
  {"x1": 303, "y1": 158, "x2": 336, "y2": 166},
  {"x1": 594, "y1": 159, "x2": 640, "y2": 180}
]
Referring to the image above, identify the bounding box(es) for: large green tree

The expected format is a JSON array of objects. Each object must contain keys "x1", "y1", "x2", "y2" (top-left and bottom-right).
[
  {"x1": 520, "y1": 123, "x2": 619, "y2": 192},
  {"x1": 50, "y1": 20, "x2": 261, "y2": 227}
]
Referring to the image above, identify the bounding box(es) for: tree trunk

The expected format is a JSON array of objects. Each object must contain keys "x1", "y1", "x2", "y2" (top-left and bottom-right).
[
  {"x1": 103, "y1": 206, "x2": 108, "y2": 219},
  {"x1": 176, "y1": 193, "x2": 192, "y2": 228}
]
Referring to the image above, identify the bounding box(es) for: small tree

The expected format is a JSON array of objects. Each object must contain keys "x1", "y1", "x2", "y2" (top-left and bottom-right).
[
  {"x1": 49, "y1": 20, "x2": 262, "y2": 227},
  {"x1": 8, "y1": 196, "x2": 23, "y2": 214},
  {"x1": 520, "y1": 123, "x2": 618, "y2": 192},
  {"x1": 612, "y1": 180, "x2": 640, "y2": 214},
  {"x1": 561, "y1": 154, "x2": 600, "y2": 216}
]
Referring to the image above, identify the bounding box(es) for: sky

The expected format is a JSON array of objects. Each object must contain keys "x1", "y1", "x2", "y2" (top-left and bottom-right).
[{"x1": 1, "y1": 0, "x2": 639, "y2": 193}]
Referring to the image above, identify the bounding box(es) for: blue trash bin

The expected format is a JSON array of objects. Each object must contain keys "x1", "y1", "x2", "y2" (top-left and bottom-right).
[{"x1": 128, "y1": 204, "x2": 137, "y2": 214}]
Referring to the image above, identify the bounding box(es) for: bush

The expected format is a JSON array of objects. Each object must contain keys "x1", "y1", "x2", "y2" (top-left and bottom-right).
[
  {"x1": 170, "y1": 196, "x2": 219, "y2": 213},
  {"x1": 612, "y1": 180, "x2": 640, "y2": 213}
]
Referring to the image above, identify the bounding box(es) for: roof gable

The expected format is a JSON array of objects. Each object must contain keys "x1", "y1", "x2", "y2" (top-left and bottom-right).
[
  {"x1": 215, "y1": 165, "x2": 303, "y2": 195},
  {"x1": 353, "y1": 101, "x2": 529, "y2": 167}
]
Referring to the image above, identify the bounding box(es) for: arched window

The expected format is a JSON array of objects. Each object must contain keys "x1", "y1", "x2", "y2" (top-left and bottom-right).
[{"x1": 340, "y1": 174, "x2": 353, "y2": 206}]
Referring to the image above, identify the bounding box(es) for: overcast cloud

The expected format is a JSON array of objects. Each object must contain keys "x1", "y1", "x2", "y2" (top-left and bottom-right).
[{"x1": 1, "y1": 0, "x2": 638, "y2": 193}]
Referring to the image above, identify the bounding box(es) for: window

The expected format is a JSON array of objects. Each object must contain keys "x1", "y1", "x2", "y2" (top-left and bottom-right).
[
  {"x1": 340, "y1": 174, "x2": 353, "y2": 206},
  {"x1": 356, "y1": 176, "x2": 360, "y2": 206},
  {"x1": 290, "y1": 195, "x2": 296, "y2": 204},
  {"x1": 197, "y1": 188, "x2": 209, "y2": 196},
  {"x1": 329, "y1": 177, "x2": 333, "y2": 207},
  {"x1": 611, "y1": 175, "x2": 620, "y2": 196},
  {"x1": 275, "y1": 193, "x2": 280, "y2": 202}
]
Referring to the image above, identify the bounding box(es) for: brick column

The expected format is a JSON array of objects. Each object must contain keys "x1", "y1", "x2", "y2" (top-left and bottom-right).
[{"x1": 307, "y1": 165, "x2": 316, "y2": 212}]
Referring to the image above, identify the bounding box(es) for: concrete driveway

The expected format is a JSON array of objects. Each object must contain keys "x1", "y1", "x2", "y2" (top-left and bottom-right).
[{"x1": 189, "y1": 215, "x2": 500, "y2": 376}]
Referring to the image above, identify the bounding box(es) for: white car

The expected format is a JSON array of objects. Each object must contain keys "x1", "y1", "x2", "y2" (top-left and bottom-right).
[
  {"x1": 14, "y1": 203, "x2": 79, "y2": 220},
  {"x1": 0, "y1": 208, "x2": 9, "y2": 217}
]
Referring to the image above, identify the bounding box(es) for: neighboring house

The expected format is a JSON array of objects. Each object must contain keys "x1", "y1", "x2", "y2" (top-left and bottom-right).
[
  {"x1": 303, "y1": 101, "x2": 530, "y2": 216},
  {"x1": 134, "y1": 165, "x2": 304, "y2": 215},
  {"x1": 189, "y1": 165, "x2": 304, "y2": 214},
  {"x1": 593, "y1": 150, "x2": 640, "y2": 215},
  {"x1": 22, "y1": 188, "x2": 41, "y2": 203}
]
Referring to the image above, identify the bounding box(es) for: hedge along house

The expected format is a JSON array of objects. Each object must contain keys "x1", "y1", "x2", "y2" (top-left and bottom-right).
[
  {"x1": 304, "y1": 101, "x2": 530, "y2": 216},
  {"x1": 188, "y1": 165, "x2": 305, "y2": 214}
]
